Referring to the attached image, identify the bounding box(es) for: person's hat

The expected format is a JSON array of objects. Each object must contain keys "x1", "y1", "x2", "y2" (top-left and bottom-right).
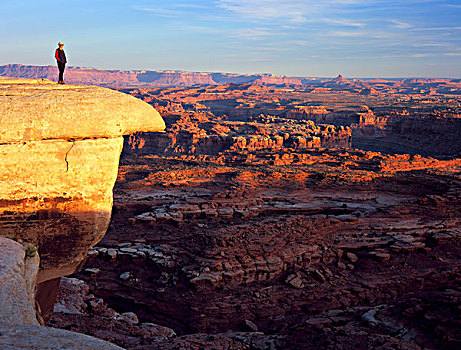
[{"x1": 58, "y1": 42, "x2": 64, "y2": 46}]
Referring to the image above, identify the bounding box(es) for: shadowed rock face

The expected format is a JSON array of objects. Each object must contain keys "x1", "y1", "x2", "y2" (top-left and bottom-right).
[
  {"x1": 0, "y1": 77, "x2": 165, "y2": 283},
  {"x1": 0, "y1": 237, "x2": 39, "y2": 325},
  {"x1": 0, "y1": 324, "x2": 124, "y2": 350}
]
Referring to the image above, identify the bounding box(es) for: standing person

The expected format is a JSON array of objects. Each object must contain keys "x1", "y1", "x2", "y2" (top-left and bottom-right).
[{"x1": 55, "y1": 42, "x2": 67, "y2": 84}]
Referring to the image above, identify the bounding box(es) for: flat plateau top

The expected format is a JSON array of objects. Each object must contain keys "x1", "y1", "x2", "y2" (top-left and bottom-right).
[{"x1": 0, "y1": 77, "x2": 165, "y2": 143}]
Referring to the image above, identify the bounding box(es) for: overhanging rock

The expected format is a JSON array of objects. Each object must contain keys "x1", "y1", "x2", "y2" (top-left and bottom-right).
[{"x1": 0, "y1": 77, "x2": 165, "y2": 283}]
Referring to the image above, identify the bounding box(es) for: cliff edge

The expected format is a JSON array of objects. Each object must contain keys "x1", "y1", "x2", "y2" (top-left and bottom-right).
[{"x1": 0, "y1": 77, "x2": 164, "y2": 287}]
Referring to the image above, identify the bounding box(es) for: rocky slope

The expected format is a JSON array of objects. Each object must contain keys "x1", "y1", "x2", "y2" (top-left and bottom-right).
[
  {"x1": 0, "y1": 77, "x2": 164, "y2": 320},
  {"x1": 53, "y1": 146, "x2": 461, "y2": 349},
  {"x1": 0, "y1": 324, "x2": 124, "y2": 350}
]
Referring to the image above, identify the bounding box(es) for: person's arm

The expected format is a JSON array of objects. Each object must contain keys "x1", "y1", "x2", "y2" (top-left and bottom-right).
[{"x1": 55, "y1": 49, "x2": 60, "y2": 61}]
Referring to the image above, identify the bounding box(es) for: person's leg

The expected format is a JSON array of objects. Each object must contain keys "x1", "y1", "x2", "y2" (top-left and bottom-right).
[
  {"x1": 58, "y1": 63, "x2": 65, "y2": 83},
  {"x1": 61, "y1": 63, "x2": 66, "y2": 83}
]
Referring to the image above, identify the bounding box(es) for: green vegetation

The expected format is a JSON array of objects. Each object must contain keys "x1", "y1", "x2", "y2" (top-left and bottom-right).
[{"x1": 25, "y1": 245, "x2": 38, "y2": 259}]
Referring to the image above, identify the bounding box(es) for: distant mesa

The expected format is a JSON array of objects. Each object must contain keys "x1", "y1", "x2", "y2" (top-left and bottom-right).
[
  {"x1": 1, "y1": 64, "x2": 461, "y2": 96},
  {"x1": 0, "y1": 64, "x2": 302, "y2": 87}
]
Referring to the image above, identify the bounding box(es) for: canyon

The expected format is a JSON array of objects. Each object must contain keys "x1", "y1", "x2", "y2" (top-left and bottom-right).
[
  {"x1": 56, "y1": 77, "x2": 460, "y2": 348},
  {"x1": 0, "y1": 69, "x2": 459, "y2": 349},
  {"x1": 62, "y1": 148, "x2": 460, "y2": 349},
  {"x1": 122, "y1": 82, "x2": 460, "y2": 159}
]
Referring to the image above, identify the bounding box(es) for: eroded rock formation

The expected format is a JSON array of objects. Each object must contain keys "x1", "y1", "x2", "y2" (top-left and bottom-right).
[
  {"x1": 61, "y1": 146, "x2": 460, "y2": 349},
  {"x1": 0, "y1": 77, "x2": 164, "y2": 285},
  {"x1": 123, "y1": 113, "x2": 351, "y2": 157},
  {"x1": 124, "y1": 83, "x2": 461, "y2": 158}
]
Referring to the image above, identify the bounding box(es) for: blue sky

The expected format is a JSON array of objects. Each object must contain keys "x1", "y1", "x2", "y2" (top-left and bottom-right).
[{"x1": 1, "y1": 0, "x2": 460, "y2": 77}]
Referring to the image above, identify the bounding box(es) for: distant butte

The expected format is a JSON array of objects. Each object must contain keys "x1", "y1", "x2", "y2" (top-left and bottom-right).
[{"x1": 330, "y1": 74, "x2": 350, "y2": 84}]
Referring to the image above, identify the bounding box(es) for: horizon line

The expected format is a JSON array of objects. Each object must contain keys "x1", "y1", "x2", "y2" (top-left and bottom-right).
[{"x1": 1, "y1": 63, "x2": 460, "y2": 81}]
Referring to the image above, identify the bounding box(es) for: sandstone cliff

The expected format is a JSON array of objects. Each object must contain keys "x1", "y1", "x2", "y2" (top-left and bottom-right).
[
  {"x1": 352, "y1": 112, "x2": 461, "y2": 157},
  {"x1": 0, "y1": 77, "x2": 165, "y2": 286}
]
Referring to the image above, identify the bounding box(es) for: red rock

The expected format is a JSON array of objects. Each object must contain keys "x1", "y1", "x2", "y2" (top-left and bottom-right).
[
  {"x1": 34, "y1": 75, "x2": 461, "y2": 350},
  {"x1": 346, "y1": 252, "x2": 358, "y2": 263}
]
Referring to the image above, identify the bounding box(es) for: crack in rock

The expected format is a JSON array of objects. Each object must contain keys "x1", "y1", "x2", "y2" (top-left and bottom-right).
[{"x1": 65, "y1": 141, "x2": 75, "y2": 172}]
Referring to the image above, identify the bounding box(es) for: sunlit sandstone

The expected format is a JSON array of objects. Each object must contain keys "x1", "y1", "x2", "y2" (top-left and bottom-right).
[{"x1": 0, "y1": 77, "x2": 165, "y2": 283}]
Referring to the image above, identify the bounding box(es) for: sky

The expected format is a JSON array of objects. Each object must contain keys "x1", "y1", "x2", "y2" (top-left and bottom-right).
[{"x1": 1, "y1": 0, "x2": 461, "y2": 78}]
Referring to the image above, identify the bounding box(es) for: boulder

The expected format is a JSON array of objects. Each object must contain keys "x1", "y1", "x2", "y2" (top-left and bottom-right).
[
  {"x1": 0, "y1": 323, "x2": 124, "y2": 350},
  {"x1": 0, "y1": 237, "x2": 39, "y2": 325}
]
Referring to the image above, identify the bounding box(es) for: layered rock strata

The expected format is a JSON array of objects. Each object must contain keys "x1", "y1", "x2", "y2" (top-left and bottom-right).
[
  {"x1": 125, "y1": 83, "x2": 461, "y2": 158},
  {"x1": 62, "y1": 146, "x2": 460, "y2": 349},
  {"x1": 0, "y1": 77, "x2": 165, "y2": 285},
  {"x1": 3, "y1": 65, "x2": 461, "y2": 95}
]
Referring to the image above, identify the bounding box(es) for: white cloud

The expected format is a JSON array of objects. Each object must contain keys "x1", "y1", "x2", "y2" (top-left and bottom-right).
[
  {"x1": 216, "y1": 0, "x2": 365, "y2": 23},
  {"x1": 231, "y1": 27, "x2": 273, "y2": 40},
  {"x1": 414, "y1": 43, "x2": 446, "y2": 47},
  {"x1": 133, "y1": 6, "x2": 181, "y2": 17},
  {"x1": 287, "y1": 40, "x2": 310, "y2": 46},
  {"x1": 328, "y1": 30, "x2": 364, "y2": 37},
  {"x1": 248, "y1": 58, "x2": 275, "y2": 62},
  {"x1": 325, "y1": 19, "x2": 365, "y2": 28},
  {"x1": 389, "y1": 19, "x2": 412, "y2": 29},
  {"x1": 412, "y1": 27, "x2": 461, "y2": 31},
  {"x1": 132, "y1": 3, "x2": 211, "y2": 17}
]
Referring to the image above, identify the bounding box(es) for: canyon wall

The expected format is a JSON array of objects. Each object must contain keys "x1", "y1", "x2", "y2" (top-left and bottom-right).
[
  {"x1": 3, "y1": 65, "x2": 461, "y2": 97},
  {"x1": 287, "y1": 105, "x2": 461, "y2": 158},
  {"x1": 352, "y1": 114, "x2": 461, "y2": 157},
  {"x1": 0, "y1": 64, "x2": 317, "y2": 87}
]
